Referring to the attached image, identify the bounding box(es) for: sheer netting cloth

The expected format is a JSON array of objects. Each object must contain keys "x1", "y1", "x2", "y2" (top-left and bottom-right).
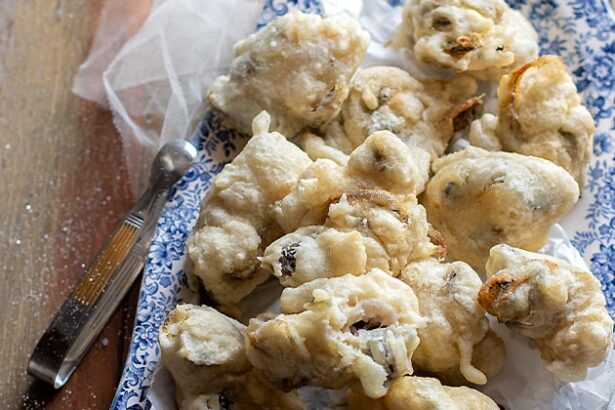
[{"x1": 73, "y1": 0, "x2": 263, "y2": 194}]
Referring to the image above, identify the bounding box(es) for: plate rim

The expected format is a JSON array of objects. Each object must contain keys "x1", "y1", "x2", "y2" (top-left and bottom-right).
[{"x1": 111, "y1": 1, "x2": 615, "y2": 408}]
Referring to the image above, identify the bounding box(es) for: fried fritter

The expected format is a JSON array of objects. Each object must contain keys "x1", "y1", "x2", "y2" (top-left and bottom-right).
[
  {"x1": 347, "y1": 376, "x2": 499, "y2": 410},
  {"x1": 422, "y1": 147, "x2": 579, "y2": 271},
  {"x1": 395, "y1": 0, "x2": 538, "y2": 80},
  {"x1": 262, "y1": 191, "x2": 437, "y2": 286},
  {"x1": 159, "y1": 304, "x2": 251, "y2": 397},
  {"x1": 300, "y1": 66, "x2": 478, "y2": 166},
  {"x1": 180, "y1": 394, "x2": 221, "y2": 410},
  {"x1": 478, "y1": 245, "x2": 613, "y2": 381},
  {"x1": 470, "y1": 56, "x2": 594, "y2": 188},
  {"x1": 160, "y1": 304, "x2": 304, "y2": 410},
  {"x1": 245, "y1": 270, "x2": 425, "y2": 398},
  {"x1": 401, "y1": 259, "x2": 506, "y2": 385},
  {"x1": 209, "y1": 11, "x2": 369, "y2": 136},
  {"x1": 276, "y1": 130, "x2": 428, "y2": 232},
  {"x1": 187, "y1": 112, "x2": 312, "y2": 311}
]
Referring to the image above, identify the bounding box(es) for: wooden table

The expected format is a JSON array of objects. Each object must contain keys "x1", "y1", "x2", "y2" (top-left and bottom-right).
[{"x1": 0, "y1": 1, "x2": 148, "y2": 408}]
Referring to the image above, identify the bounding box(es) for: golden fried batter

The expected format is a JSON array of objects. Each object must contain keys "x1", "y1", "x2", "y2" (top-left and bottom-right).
[
  {"x1": 159, "y1": 304, "x2": 251, "y2": 397},
  {"x1": 276, "y1": 130, "x2": 428, "y2": 232},
  {"x1": 177, "y1": 371, "x2": 305, "y2": 410},
  {"x1": 479, "y1": 245, "x2": 613, "y2": 381},
  {"x1": 160, "y1": 304, "x2": 304, "y2": 410},
  {"x1": 245, "y1": 270, "x2": 425, "y2": 398},
  {"x1": 401, "y1": 259, "x2": 506, "y2": 385},
  {"x1": 261, "y1": 191, "x2": 437, "y2": 286},
  {"x1": 470, "y1": 56, "x2": 595, "y2": 188},
  {"x1": 298, "y1": 130, "x2": 350, "y2": 166},
  {"x1": 422, "y1": 147, "x2": 579, "y2": 271},
  {"x1": 395, "y1": 0, "x2": 538, "y2": 79},
  {"x1": 347, "y1": 376, "x2": 499, "y2": 410},
  {"x1": 209, "y1": 11, "x2": 369, "y2": 136},
  {"x1": 187, "y1": 112, "x2": 312, "y2": 311},
  {"x1": 468, "y1": 113, "x2": 500, "y2": 151},
  {"x1": 300, "y1": 66, "x2": 478, "y2": 164},
  {"x1": 180, "y1": 394, "x2": 220, "y2": 410}
]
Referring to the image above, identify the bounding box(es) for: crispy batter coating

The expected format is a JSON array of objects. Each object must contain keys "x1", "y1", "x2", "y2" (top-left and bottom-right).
[
  {"x1": 208, "y1": 11, "x2": 369, "y2": 136},
  {"x1": 261, "y1": 191, "x2": 438, "y2": 286},
  {"x1": 160, "y1": 304, "x2": 304, "y2": 410},
  {"x1": 245, "y1": 270, "x2": 426, "y2": 398},
  {"x1": 299, "y1": 131, "x2": 351, "y2": 166},
  {"x1": 395, "y1": 0, "x2": 538, "y2": 80},
  {"x1": 262, "y1": 224, "x2": 367, "y2": 286},
  {"x1": 471, "y1": 56, "x2": 594, "y2": 188},
  {"x1": 347, "y1": 376, "x2": 499, "y2": 410},
  {"x1": 300, "y1": 66, "x2": 478, "y2": 163},
  {"x1": 400, "y1": 259, "x2": 506, "y2": 385},
  {"x1": 478, "y1": 245, "x2": 613, "y2": 381},
  {"x1": 187, "y1": 112, "x2": 312, "y2": 310},
  {"x1": 160, "y1": 304, "x2": 251, "y2": 397},
  {"x1": 180, "y1": 394, "x2": 221, "y2": 410},
  {"x1": 276, "y1": 131, "x2": 428, "y2": 232},
  {"x1": 422, "y1": 147, "x2": 579, "y2": 271},
  {"x1": 468, "y1": 113, "x2": 500, "y2": 151},
  {"x1": 178, "y1": 374, "x2": 305, "y2": 410}
]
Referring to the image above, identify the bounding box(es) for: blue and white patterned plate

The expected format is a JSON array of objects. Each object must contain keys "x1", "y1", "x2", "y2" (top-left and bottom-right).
[{"x1": 111, "y1": 1, "x2": 615, "y2": 408}]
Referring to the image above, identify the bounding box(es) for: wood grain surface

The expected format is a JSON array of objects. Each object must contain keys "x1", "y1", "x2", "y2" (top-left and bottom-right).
[{"x1": 0, "y1": 1, "x2": 147, "y2": 408}]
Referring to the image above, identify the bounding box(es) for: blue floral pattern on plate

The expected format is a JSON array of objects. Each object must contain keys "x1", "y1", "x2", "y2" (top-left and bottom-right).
[{"x1": 112, "y1": 1, "x2": 615, "y2": 408}]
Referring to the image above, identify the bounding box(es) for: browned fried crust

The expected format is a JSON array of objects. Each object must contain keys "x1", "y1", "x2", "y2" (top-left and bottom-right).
[
  {"x1": 477, "y1": 274, "x2": 514, "y2": 315},
  {"x1": 328, "y1": 190, "x2": 407, "y2": 220},
  {"x1": 427, "y1": 227, "x2": 447, "y2": 260},
  {"x1": 503, "y1": 55, "x2": 565, "y2": 122},
  {"x1": 445, "y1": 35, "x2": 481, "y2": 56},
  {"x1": 451, "y1": 94, "x2": 485, "y2": 132}
]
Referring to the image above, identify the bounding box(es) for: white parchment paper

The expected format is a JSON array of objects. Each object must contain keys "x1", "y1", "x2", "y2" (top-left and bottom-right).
[{"x1": 74, "y1": 0, "x2": 614, "y2": 408}]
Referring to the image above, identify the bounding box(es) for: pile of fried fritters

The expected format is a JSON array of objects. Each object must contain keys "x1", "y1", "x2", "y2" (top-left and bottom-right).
[{"x1": 157, "y1": 2, "x2": 613, "y2": 409}]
